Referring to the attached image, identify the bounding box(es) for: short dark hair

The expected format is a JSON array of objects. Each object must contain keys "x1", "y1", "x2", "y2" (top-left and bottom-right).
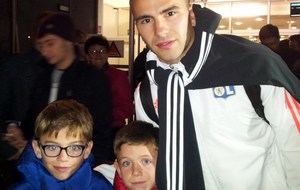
[
  {"x1": 259, "y1": 24, "x2": 280, "y2": 41},
  {"x1": 113, "y1": 121, "x2": 159, "y2": 155},
  {"x1": 84, "y1": 35, "x2": 109, "y2": 54},
  {"x1": 289, "y1": 34, "x2": 300, "y2": 44}
]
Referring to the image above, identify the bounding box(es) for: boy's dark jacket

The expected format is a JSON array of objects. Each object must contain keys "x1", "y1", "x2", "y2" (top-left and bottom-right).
[{"x1": 9, "y1": 142, "x2": 113, "y2": 190}]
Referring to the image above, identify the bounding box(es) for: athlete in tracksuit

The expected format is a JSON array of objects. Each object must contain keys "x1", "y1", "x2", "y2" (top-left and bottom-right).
[{"x1": 134, "y1": 4, "x2": 300, "y2": 190}]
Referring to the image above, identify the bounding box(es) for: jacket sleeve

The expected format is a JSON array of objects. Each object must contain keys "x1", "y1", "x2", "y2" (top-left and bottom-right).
[
  {"x1": 262, "y1": 85, "x2": 300, "y2": 189},
  {"x1": 110, "y1": 70, "x2": 134, "y2": 127}
]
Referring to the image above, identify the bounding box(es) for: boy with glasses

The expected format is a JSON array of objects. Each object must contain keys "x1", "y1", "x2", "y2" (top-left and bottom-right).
[{"x1": 9, "y1": 99, "x2": 112, "y2": 189}]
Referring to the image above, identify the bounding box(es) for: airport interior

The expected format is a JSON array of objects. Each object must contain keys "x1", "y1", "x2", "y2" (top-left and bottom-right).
[
  {"x1": 1, "y1": 0, "x2": 300, "y2": 73},
  {"x1": 1, "y1": 0, "x2": 300, "y2": 189}
]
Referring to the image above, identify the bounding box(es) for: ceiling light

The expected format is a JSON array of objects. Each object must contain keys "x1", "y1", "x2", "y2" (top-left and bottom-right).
[
  {"x1": 234, "y1": 22, "x2": 243, "y2": 25},
  {"x1": 287, "y1": 21, "x2": 295, "y2": 24},
  {"x1": 255, "y1": 17, "x2": 263, "y2": 21}
]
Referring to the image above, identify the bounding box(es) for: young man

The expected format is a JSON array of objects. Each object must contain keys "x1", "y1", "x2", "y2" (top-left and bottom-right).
[
  {"x1": 22, "y1": 13, "x2": 114, "y2": 165},
  {"x1": 85, "y1": 35, "x2": 134, "y2": 137},
  {"x1": 9, "y1": 99, "x2": 113, "y2": 189},
  {"x1": 113, "y1": 121, "x2": 158, "y2": 190},
  {"x1": 132, "y1": 0, "x2": 300, "y2": 189}
]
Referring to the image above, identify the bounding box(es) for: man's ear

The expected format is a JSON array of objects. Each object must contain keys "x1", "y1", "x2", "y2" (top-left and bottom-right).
[
  {"x1": 189, "y1": 5, "x2": 196, "y2": 27},
  {"x1": 32, "y1": 140, "x2": 42, "y2": 158},
  {"x1": 114, "y1": 159, "x2": 121, "y2": 175},
  {"x1": 84, "y1": 141, "x2": 93, "y2": 159}
]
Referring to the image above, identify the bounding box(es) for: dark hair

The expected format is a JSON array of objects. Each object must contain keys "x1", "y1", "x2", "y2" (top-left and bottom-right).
[
  {"x1": 289, "y1": 34, "x2": 300, "y2": 44},
  {"x1": 84, "y1": 35, "x2": 109, "y2": 54},
  {"x1": 113, "y1": 121, "x2": 159, "y2": 155},
  {"x1": 259, "y1": 24, "x2": 280, "y2": 41}
]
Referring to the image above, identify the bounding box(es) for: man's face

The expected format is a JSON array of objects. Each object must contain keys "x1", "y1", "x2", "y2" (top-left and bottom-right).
[
  {"x1": 132, "y1": 0, "x2": 194, "y2": 64},
  {"x1": 32, "y1": 128, "x2": 93, "y2": 181},
  {"x1": 114, "y1": 144, "x2": 157, "y2": 190},
  {"x1": 35, "y1": 34, "x2": 74, "y2": 69},
  {"x1": 260, "y1": 36, "x2": 279, "y2": 51},
  {"x1": 86, "y1": 44, "x2": 108, "y2": 69}
]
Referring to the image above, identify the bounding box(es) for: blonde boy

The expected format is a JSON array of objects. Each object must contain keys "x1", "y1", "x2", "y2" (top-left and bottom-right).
[
  {"x1": 10, "y1": 99, "x2": 112, "y2": 189},
  {"x1": 113, "y1": 121, "x2": 158, "y2": 190}
]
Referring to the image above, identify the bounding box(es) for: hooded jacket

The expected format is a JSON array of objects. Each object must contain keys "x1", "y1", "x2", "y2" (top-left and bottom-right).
[
  {"x1": 135, "y1": 5, "x2": 300, "y2": 190},
  {"x1": 9, "y1": 142, "x2": 113, "y2": 190}
]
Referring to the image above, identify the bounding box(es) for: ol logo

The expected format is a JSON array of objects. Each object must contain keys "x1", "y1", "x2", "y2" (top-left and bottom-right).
[{"x1": 213, "y1": 86, "x2": 235, "y2": 99}]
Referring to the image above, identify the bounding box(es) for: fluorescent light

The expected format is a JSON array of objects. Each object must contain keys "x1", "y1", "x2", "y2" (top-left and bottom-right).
[{"x1": 235, "y1": 22, "x2": 243, "y2": 25}]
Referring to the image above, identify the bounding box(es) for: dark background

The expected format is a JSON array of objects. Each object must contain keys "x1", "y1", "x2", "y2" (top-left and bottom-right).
[{"x1": 0, "y1": 0, "x2": 98, "y2": 58}]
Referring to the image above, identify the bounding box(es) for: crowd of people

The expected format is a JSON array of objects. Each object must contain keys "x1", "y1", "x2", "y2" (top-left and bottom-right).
[{"x1": 1, "y1": 0, "x2": 300, "y2": 189}]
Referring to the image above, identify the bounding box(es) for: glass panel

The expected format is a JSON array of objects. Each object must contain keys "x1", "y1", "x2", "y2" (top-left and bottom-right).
[
  {"x1": 231, "y1": 1, "x2": 268, "y2": 31},
  {"x1": 206, "y1": 2, "x2": 231, "y2": 34},
  {"x1": 270, "y1": 1, "x2": 300, "y2": 40}
]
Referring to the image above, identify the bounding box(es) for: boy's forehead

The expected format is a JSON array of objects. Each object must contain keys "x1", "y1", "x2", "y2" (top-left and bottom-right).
[
  {"x1": 39, "y1": 128, "x2": 86, "y2": 143},
  {"x1": 118, "y1": 143, "x2": 158, "y2": 157}
]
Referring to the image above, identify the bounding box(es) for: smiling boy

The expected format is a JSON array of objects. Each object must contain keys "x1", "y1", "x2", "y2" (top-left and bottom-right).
[{"x1": 9, "y1": 99, "x2": 112, "y2": 189}]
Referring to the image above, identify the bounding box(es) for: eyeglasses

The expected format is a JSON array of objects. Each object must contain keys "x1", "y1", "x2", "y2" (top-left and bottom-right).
[
  {"x1": 88, "y1": 49, "x2": 107, "y2": 56},
  {"x1": 39, "y1": 143, "x2": 86, "y2": 157}
]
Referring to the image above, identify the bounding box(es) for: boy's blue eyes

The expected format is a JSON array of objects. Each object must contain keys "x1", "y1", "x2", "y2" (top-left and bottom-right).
[
  {"x1": 45, "y1": 145, "x2": 84, "y2": 152},
  {"x1": 122, "y1": 161, "x2": 131, "y2": 167},
  {"x1": 121, "y1": 158, "x2": 152, "y2": 167}
]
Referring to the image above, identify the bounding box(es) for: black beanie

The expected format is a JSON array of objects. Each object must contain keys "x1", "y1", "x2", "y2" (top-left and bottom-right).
[{"x1": 36, "y1": 13, "x2": 75, "y2": 42}]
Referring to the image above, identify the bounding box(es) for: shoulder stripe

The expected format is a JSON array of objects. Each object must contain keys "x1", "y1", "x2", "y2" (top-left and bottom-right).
[{"x1": 285, "y1": 90, "x2": 300, "y2": 133}]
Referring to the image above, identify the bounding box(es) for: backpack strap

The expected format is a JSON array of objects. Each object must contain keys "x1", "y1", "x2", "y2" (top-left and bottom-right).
[
  {"x1": 139, "y1": 76, "x2": 159, "y2": 125},
  {"x1": 244, "y1": 85, "x2": 269, "y2": 124}
]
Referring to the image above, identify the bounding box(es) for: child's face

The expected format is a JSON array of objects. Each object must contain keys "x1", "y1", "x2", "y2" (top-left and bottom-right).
[
  {"x1": 114, "y1": 143, "x2": 157, "y2": 190},
  {"x1": 32, "y1": 128, "x2": 93, "y2": 181}
]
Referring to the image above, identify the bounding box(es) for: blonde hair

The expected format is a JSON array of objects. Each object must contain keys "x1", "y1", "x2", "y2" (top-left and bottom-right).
[{"x1": 34, "y1": 99, "x2": 93, "y2": 141}]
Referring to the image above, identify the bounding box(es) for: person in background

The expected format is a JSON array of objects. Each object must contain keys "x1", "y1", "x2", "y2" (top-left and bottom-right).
[
  {"x1": 132, "y1": 0, "x2": 300, "y2": 189},
  {"x1": 85, "y1": 35, "x2": 134, "y2": 142},
  {"x1": 20, "y1": 13, "x2": 113, "y2": 165},
  {"x1": 289, "y1": 34, "x2": 300, "y2": 52},
  {"x1": 75, "y1": 29, "x2": 87, "y2": 61},
  {"x1": 0, "y1": 11, "x2": 55, "y2": 188},
  {"x1": 9, "y1": 99, "x2": 113, "y2": 190},
  {"x1": 279, "y1": 39, "x2": 290, "y2": 49},
  {"x1": 113, "y1": 121, "x2": 158, "y2": 190},
  {"x1": 259, "y1": 24, "x2": 300, "y2": 78}
]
